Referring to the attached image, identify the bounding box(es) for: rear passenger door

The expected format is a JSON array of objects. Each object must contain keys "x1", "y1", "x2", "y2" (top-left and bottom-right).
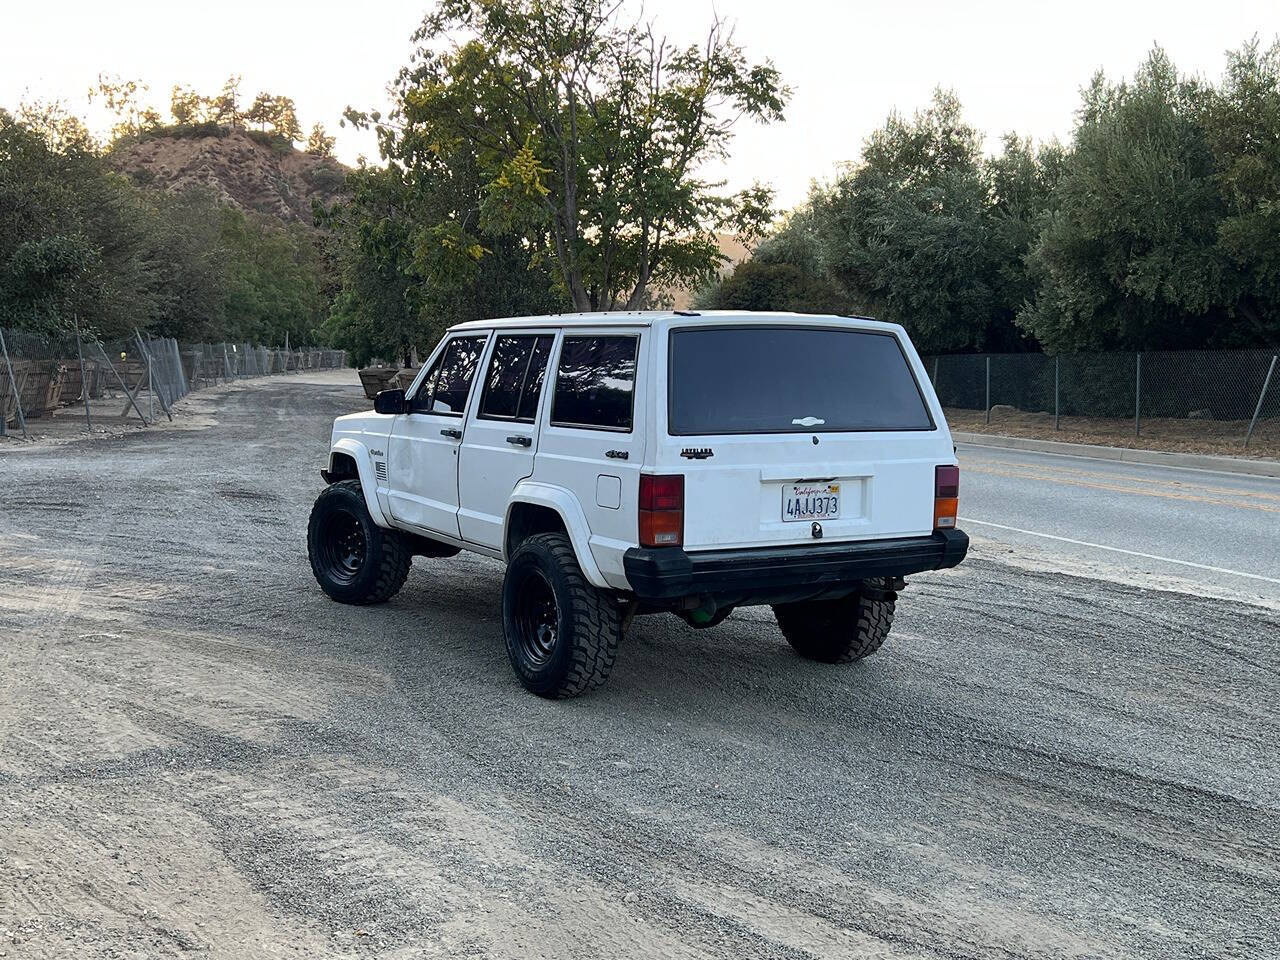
[
  {"x1": 457, "y1": 332, "x2": 556, "y2": 550},
  {"x1": 532, "y1": 332, "x2": 644, "y2": 585}
]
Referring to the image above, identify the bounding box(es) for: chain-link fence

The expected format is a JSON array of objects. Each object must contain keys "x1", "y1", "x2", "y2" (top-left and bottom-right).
[
  {"x1": 924, "y1": 349, "x2": 1280, "y2": 456},
  {"x1": 0, "y1": 326, "x2": 346, "y2": 440}
]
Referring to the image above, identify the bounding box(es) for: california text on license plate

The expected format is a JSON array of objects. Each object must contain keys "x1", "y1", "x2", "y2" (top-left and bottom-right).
[{"x1": 783, "y1": 482, "x2": 841, "y2": 522}]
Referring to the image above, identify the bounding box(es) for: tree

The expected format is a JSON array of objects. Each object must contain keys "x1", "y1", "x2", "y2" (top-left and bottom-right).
[
  {"x1": 170, "y1": 84, "x2": 203, "y2": 126},
  {"x1": 1198, "y1": 37, "x2": 1280, "y2": 345},
  {"x1": 321, "y1": 155, "x2": 566, "y2": 366},
  {"x1": 208, "y1": 75, "x2": 243, "y2": 127},
  {"x1": 353, "y1": 0, "x2": 788, "y2": 312},
  {"x1": 270, "y1": 96, "x2": 303, "y2": 142},
  {"x1": 15, "y1": 99, "x2": 96, "y2": 154},
  {"x1": 244, "y1": 92, "x2": 274, "y2": 131},
  {"x1": 1019, "y1": 49, "x2": 1231, "y2": 351},
  {"x1": 306, "y1": 123, "x2": 335, "y2": 158},
  {"x1": 89, "y1": 74, "x2": 160, "y2": 140},
  {"x1": 810, "y1": 90, "x2": 1012, "y2": 353}
]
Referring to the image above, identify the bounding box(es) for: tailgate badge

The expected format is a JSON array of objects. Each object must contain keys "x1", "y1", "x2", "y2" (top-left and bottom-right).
[
  {"x1": 680, "y1": 447, "x2": 714, "y2": 460},
  {"x1": 811, "y1": 522, "x2": 823, "y2": 539}
]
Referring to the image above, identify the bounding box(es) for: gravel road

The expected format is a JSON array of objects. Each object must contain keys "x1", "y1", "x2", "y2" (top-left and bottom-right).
[{"x1": 1, "y1": 372, "x2": 1276, "y2": 959}]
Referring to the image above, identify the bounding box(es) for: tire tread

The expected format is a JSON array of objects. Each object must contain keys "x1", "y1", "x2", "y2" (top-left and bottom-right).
[
  {"x1": 308, "y1": 480, "x2": 410, "y2": 605},
  {"x1": 507, "y1": 532, "x2": 620, "y2": 698},
  {"x1": 773, "y1": 579, "x2": 896, "y2": 663}
]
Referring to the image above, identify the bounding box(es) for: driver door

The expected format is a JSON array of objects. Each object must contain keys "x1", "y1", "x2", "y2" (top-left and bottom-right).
[{"x1": 385, "y1": 333, "x2": 489, "y2": 538}]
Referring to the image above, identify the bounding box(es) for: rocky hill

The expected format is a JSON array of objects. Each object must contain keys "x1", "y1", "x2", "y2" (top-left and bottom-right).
[{"x1": 109, "y1": 128, "x2": 347, "y2": 225}]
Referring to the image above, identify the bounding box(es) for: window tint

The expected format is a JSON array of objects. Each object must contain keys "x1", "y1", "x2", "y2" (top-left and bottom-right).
[
  {"x1": 479, "y1": 334, "x2": 553, "y2": 422},
  {"x1": 668, "y1": 327, "x2": 933, "y2": 435},
  {"x1": 550, "y1": 336, "x2": 638, "y2": 431},
  {"x1": 414, "y1": 335, "x2": 486, "y2": 415}
]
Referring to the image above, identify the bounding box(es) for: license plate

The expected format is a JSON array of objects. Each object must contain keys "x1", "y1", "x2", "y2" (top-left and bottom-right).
[{"x1": 782, "y1": 482, "x2": 841, "y2": 522}]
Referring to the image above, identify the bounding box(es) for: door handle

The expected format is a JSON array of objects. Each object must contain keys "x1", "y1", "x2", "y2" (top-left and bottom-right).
[
  {"x1": 506, "y1": 435, "x2": 532, "y2": 447},
  {"x1": 440, "y1": 427, "x2": 462, "y2": 439}
]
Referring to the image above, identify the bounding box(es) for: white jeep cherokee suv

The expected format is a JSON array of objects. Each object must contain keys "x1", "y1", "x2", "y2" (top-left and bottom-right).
[{"x1": 308, "y1": 311, "x2": 968, "y2": 697}]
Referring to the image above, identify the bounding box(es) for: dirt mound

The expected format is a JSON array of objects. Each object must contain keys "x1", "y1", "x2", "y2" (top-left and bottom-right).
[{"x1": 109, "y1": 128, "x2": 347, "y2": 225}]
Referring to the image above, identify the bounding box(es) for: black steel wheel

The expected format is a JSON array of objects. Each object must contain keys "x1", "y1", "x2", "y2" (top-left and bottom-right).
[
  {"x1": 511, "y1": 567, "x2": 559, "y2": 666},
  {"x1": 502, "y1": 532, "x2": 622, "y2": 698},
  {"x1": 307, "y1": 480, "x2": 410, "y2": 605},
  {"x1": 314, "y1": 507, "x2": 366, "y2": 585}
]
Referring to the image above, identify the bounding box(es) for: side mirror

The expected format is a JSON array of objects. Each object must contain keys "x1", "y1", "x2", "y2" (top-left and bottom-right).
[{"x1": 374, "y1": 388, "x2": 406, "y2": 415}]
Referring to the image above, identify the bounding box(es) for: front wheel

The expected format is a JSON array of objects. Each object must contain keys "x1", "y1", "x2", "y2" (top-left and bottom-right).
[
  {"x1": 502, "y1": 532, "x2": 621, "y2": 698},
  {"x1": 772, "y1": 578, "x2": 897, "y2": 664},
  {"x1": 307, "y1": 480, "x2": 411, "y2": 604}
]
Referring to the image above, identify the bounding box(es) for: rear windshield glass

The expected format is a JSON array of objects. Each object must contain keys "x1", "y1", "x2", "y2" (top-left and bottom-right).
[{"x1": 668, "y1": 326, "x2": 933, "y2": 435}]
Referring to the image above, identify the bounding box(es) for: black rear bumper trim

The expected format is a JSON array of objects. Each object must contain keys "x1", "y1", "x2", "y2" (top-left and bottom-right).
[{"x1": 623, "y1": 529, "x2": 969, "y2": 602}]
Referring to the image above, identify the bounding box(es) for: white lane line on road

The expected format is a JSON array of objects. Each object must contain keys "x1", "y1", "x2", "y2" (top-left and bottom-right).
[{"x1": 961, "y1": 517, "x2": 1280, "y2": 585}]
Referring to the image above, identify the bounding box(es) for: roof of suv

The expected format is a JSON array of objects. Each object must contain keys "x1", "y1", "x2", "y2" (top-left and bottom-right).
[{"x1": 449, "y1": 310, "x2": 883, "y2": 332}]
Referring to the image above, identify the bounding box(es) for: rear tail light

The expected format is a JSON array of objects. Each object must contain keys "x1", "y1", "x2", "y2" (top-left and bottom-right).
[
  {"x1": 639, "y1": 474, "x2": 684, "y2": 547},
  {"x1": 934, "y1": 464, "x2": 959, "y2": 530}
]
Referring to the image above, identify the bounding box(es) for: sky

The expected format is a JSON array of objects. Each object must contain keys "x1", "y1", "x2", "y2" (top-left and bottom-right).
[{"x1": 3, "y1": 0, "x2": 1277, "y2": 208}]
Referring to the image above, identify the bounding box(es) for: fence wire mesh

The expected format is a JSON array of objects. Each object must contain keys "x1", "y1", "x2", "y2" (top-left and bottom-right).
[
  {"x1": 925, "y1": 348, "x2": 1280, "y2": 455},
  {"x1": 0, "y1": 326, "x2": 345, "y2": 440}
]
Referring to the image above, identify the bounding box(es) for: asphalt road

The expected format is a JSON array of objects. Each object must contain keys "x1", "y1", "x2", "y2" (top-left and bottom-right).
[
  {"x1": 959, "y1": 444, "x2": 1280, "y2": 606},
  {"x1": 1, "y1": 373, "x2": 1277, "y2": 959}
]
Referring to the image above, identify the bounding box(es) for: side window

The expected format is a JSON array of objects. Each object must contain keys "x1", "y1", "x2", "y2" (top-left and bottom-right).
[
  {"x1": 550, "y1": 335, "x2": 638, "y2": 432},
  {"x1": 413, "y1": 336, "x2": 486, "y2": 415},
  {"x1": 478, "y1": 334, "x2": 554, "y2": 422}
]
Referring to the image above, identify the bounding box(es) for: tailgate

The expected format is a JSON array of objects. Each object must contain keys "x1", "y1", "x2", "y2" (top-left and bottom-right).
[{"x1": 658, "y1": 322, "x2": 949, "y2": 551}]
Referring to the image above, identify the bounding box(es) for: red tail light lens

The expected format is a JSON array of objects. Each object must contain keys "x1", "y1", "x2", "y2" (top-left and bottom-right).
[
  {"x1": 639, "y1": 474, "x2": 684, "y2": 547},
  {"x1": 934, "y1": 464, "x2": 959, "y2": 530}
]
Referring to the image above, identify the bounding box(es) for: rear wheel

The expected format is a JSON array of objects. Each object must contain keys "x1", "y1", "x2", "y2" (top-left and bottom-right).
[
  {"x1": 772, "y1": 578, "x2": 897, "y2": 664},
  {"x1": 307, "y1": 480, "x2": 410, "y2": 604},
  {"x1": 502, "y1": 532, "x2": 621, "y2": 698}
]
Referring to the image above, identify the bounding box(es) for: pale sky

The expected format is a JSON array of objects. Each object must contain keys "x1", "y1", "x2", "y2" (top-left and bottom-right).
[{"x1": 3, "y1": 1, "x2": 1276, "y2": 208}]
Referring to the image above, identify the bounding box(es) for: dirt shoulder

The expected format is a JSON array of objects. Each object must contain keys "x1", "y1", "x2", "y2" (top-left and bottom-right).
[{"x1": 945, "y1": 407, "x2": 1280, "y2": 461}]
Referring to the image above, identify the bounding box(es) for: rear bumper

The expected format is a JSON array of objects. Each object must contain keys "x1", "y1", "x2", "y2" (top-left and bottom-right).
[{"x1": 623, "y1": 529, "x2": 968, "y2": 604}]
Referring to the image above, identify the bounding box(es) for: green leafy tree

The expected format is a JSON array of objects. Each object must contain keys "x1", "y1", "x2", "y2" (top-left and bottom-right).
[
  {"x1": 810, "y1": 90, "x2": 1012, "y2": 352},
  {"x1": 321, "y1": 154, "x2": 566, "y2": 366},
  {"x1": 1198, "y1": 37, "x2": 1280, "y2": 344},
  {"x1": 1020, "y1": 49, "x2": 1231, "y2": 351},
  {"x1": 352, "y1": 0, "x2": 788, "y2": 312}
]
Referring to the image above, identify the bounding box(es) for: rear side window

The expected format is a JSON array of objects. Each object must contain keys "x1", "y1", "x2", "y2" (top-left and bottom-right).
[
  {"x1": 551, "y1": 336, "x2": 638, "y2": 431},
  {"x1": 479, "y1": 334, "x2": 554, "y2": 422},
  {"x1": 668, "y1": 327, "x2": 934, "y2": 435},
  {"x1": 414, "y1": 335, "x2": 487, "y2": 415}
]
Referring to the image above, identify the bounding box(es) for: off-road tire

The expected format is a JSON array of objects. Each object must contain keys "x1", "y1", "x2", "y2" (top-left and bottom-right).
[
  {"x1": 502, "y1": 532, "x2": 621, "y2": 698},
  {"x1": 307, "y1": 479, "x2": 411, "y2": 605},
  {"x1": 772, "y1": 578, "x2": 897, "y2": 664}
]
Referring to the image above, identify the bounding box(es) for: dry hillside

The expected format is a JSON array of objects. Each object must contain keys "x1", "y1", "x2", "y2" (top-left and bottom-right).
[{"x1": 109, "y1": 128, "x2": 347, "y2": 225}]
